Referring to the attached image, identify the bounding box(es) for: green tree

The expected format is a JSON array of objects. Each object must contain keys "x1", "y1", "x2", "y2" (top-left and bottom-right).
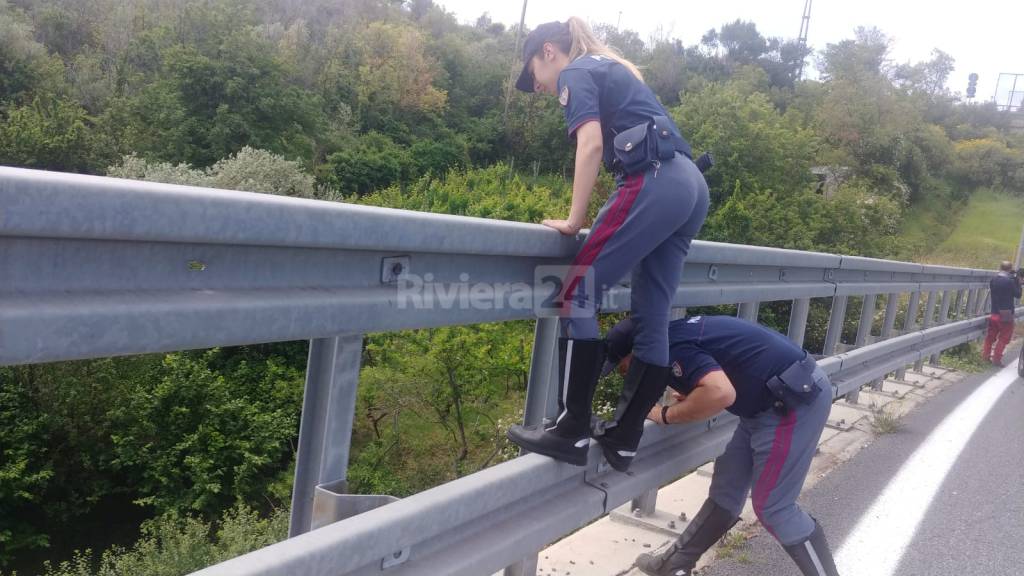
[
  {"x1": 21, "y1": 504, "x2": 288, "y2": 576},
  {"x1": 672, "y1": 69, "x2": 818, "y2": 207},
  {"x1": 0, "y1": 1, "x2": 66, "y2": 105},
  {"x1": 119, "y1": 33, "x2": 326, "y2": 167},
  {"x1": 320, "y1": 131, "x2": 411, "y2": 195},
  {"x1": 108, "y1": 351, "x2": 302, "y2": 517},
  {"x1": 354, "y1": 21, "x2": 448, "y2": 131},
  {"x1": 0, "y1": 96, "x2": 102, "y2": 172}
]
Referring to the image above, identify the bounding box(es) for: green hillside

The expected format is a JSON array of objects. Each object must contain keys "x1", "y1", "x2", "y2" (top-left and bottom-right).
[{"x1": 924, "y1": 189, "x2": 1024, "y2": 269}]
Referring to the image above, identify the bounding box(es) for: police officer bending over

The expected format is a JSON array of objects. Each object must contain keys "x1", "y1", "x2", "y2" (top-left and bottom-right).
[{"x1": 602, "y1": 315, "x2": 840, "y2": 576}]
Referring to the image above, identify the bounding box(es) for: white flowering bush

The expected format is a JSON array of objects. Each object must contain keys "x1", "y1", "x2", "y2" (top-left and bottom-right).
[{"x1": 107, "y1": 147, "x2": 317, "y2": 198}]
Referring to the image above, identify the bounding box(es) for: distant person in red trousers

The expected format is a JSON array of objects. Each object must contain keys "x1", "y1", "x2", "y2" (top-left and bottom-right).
[{"x1": 982, "y1": 261, "x2": 1022, "y2": 366}]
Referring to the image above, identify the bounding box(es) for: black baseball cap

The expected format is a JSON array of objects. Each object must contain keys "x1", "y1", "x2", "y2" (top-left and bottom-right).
[
  {"x1": 515, "y1": 21, "x2": 569, "y2": 93},
  {"x1": 600, "y1": 317, "x2": 636, "y2": 377}
]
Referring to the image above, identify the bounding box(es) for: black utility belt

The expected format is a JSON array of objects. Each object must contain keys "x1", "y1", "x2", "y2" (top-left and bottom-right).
[
  {"x1": 764, "y1": 354, "x2": 822, "y2": 412},
  {"x1": 610, "y1": 116, "x2": 696, "y2": 176}
]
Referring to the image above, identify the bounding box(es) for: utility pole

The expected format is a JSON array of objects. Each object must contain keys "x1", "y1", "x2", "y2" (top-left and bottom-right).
[
  {"x1": 1015, "y1": 221, "x2": 1024, "y2": 270},
  {"x1": 503, "y1": 0, "x2": 529, "y2": 118},
  {"x1": 797, "y1": 0, "x2": 812, "y2": 80}
]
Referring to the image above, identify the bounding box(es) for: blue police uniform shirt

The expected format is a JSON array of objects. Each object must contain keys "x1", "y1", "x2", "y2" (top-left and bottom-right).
[
  {"x1": 667, "y1": 315, "x2": 806, "y2": 418},
  {"x1": 556, "y1": 55, "x2": 688, "y2": 170},
  {"x1": 989, "y1": 272, "x2": 1021, "y2": 314}
]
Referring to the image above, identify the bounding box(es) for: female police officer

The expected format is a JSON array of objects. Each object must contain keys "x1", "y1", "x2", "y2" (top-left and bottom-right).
[
  {"x1": 505, "y1": 18, "x2": 709, "y2": 472},
  {"x1": 602, "y1": 316, "x2": 840, "y2": 576}
]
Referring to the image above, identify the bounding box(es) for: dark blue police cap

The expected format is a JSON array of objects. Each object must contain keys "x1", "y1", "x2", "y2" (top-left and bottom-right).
[{"x1": 515, "y1": 21, "x2": 569, "y2": 93}]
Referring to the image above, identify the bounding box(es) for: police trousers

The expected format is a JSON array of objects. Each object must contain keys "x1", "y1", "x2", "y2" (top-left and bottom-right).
[
  {"x1": 560, "y1": 152, "x2": 709, "y2": 367},
  {"x1": 708, "y1": 367, "x2": 832, "y2": 546}
]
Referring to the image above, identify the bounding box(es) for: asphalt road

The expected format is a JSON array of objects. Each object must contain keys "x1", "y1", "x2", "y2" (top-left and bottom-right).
[{"x1": 702, "y1": 359, "x2": 1024, "y2": 576}]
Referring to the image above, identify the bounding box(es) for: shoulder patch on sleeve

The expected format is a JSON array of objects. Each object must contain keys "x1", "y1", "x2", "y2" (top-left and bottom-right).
[
  {"x1": 559, "y1": 85, "x2": 569, "y2": 107},
  {"x1": 671, "y1": 361, "x2": 684, "y2": 378}
]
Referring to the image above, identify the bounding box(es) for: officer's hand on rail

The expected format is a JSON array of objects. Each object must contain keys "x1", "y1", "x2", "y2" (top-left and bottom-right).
[{"x1": 541, "y1": 219, "x2": 583, "y2": 235}]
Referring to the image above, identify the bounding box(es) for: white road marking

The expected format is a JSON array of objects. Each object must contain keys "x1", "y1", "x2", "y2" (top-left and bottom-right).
[{"x1": 835, "y1": 364, "x2": 1018, "y2": 576}]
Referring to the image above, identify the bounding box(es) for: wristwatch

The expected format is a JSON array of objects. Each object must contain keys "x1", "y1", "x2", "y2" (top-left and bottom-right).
[{"x1": 661, "y1": 404, "x2": 670, "y2": 425}]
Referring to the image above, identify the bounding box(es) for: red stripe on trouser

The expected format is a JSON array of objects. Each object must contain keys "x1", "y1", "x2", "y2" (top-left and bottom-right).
[
  {"x1": 752, "y1": 409, "x2": 797, "y2": 537},
  {"x1": 561, "y1": 174, "x2": 645, "y2": 311}
]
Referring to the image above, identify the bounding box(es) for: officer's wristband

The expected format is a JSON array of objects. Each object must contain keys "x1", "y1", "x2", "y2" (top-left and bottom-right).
[{"x1": 661, "y1": 404, "x2": 670, "y2": 425}]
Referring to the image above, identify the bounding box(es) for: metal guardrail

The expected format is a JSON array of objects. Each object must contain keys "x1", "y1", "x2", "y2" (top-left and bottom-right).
[{"x1": 1, "y1": 166, "x2": 1017, "y2": 576}]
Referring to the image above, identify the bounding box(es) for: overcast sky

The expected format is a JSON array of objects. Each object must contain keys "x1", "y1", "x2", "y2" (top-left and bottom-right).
[{"x1": 435, "y1": 0, "x2": 1021, "y2": 104}]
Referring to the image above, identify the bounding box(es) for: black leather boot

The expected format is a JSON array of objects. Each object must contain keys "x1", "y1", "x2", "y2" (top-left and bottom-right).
[
  {"x1": 595, "y1": 356, "x2": 670, "y2": 472},
  {"x1": 636, "y1": 499, "x2": 739, "y2": 576},
  {"x1": 783, "y1": 521, "x2": 840, "y2": 576},
  {"x1": 507, "y1": 338, "x2": 606, "y2": 466}
]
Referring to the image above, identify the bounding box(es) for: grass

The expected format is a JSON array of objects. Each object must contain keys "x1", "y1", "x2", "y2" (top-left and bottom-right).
[
  {"x1": 896, "y1": 186, "x2": 966, "y2": 261},
  {"x1": 922, "y1": 189, "x2": 1024, "y2": 269},
  {"x1": 939, "y1": 342, "x2": 991, "y2": 373},
  {"x1": 715, "y1": 530, "x2": 753, "y2": 564},
  {"x1": 870, "y1": 405, "x2": 905, "y2": 435}
]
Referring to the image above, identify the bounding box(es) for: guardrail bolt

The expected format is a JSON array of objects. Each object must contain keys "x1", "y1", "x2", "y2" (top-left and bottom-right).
[
  {"x1": 381, "y1": 256, "x2": 411, "y2": 284},
  {"x1": 708, "y1": 265, "x2": 719, "y2": 281}
]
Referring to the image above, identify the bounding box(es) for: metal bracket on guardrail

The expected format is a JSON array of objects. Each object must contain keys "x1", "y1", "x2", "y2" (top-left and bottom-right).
[
  {"x1": 380, "y1": 256, "x2": 410, "y2": 285},
  {"x1": 311, "y1": 479, "x2": 399, "y2": 531},
  {"x1": 381, "y1": 548, "x2": 412, "y2": 570}
]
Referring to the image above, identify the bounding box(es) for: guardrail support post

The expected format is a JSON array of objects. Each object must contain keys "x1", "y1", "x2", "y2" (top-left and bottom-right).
[
  {"x1": 523, "y1": 317, "x2": 560, "y2": 428},
  {"x1": 895, "y1": 291, "x2": 920, "y2": 381},
  {"x1": 289, "y1": 334, "x2": 364, "y2": 538},
  {"x1": 788, "y1": 298, "x2": 811, "y2": 347},
  {"x1": 823, "y1": 295, "x2": 848, "y2": 356},
  {"x1": 497, "y1": 318, "x2": 562, "y2": 576},
  {"x1": 631, "y1": 488, "x2": 659, "y2": 518},
  {"x1": 952, "y1": 289, "x2": 965, "y2": 320},
  {"x1": 930, "y1": 290, "x2": 954, "y2": 364},
  {"x1": 855, "y1": 294, "x2": 877, "y2": 347},
  {"x1": 915, "y1": 291, "x2": 938, "y2": 371},
  {"x1": 847, "y1": 294, "x2": 877, "y2": 403},
  {"x1": 866, "y1": 292, "x2": 900, "y2": 390},
  {"x1": 738, "y1": 301, "x2": 760, "y2": 322},
  {"x1": 881, "y1": 293, "x2": 899, "y2": 339},
  {"x1": 504, "y1": 554, "x2": 539, "y2": 576}
]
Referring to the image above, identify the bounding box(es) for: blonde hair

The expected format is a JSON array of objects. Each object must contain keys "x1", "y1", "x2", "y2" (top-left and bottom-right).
[{"x1": 564, "y1": 17, "x2": 644, "y2": 82}]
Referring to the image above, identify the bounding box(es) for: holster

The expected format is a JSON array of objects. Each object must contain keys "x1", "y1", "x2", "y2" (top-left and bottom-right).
[
  {"x1": 610, "y1": 115, "x2": 695, "y2": 176},
  {"x1": 765, "y1": 353, "x2": 821, "y2": 411}
]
